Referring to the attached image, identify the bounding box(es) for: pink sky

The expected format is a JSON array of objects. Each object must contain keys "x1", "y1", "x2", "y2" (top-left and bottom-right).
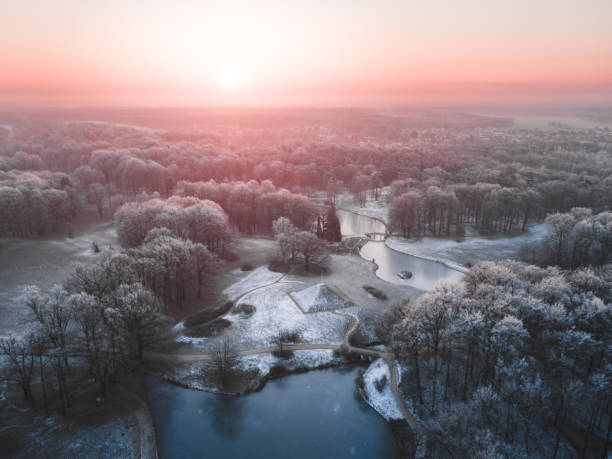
[{"x1": 1, "y1": 0, "x2": 611, "y2": 106}]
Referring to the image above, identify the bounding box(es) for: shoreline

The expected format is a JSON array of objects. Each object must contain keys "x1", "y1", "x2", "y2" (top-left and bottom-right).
[
  {"x1": 384, "y1": 238, "x2": 469, "y2": 273},
  {"x1": 141, "y1": 356, "x2": 414, "y2": 454},
  {"x1": 141, "y1": 356, "x2": 359, "y2": 397},
  {"x1": 337, "y1": 206, "x2": 389, "y2": 229},
  {"x1": 339, "y1": 206, "x2": 468, "y2": 274}
]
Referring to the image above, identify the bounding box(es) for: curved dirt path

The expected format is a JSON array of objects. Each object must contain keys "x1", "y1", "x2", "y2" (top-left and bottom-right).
[{"x1": 146, "y1": 343, "x2": 340, "y2": 363}]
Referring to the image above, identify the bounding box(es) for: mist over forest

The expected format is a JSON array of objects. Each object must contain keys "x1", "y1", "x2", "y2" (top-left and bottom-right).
[{"x1": 0, "y1": 105, "x2": 610, "y2": 458}]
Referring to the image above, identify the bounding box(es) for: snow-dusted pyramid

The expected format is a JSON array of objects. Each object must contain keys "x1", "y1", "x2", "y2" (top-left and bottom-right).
[{"x1": 291, "y1": 283, "x2": 354, "y2": 313}]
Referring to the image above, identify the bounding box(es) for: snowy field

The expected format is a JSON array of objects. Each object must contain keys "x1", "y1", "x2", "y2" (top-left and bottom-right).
[
  {"x1": 222, "y1": 266, "x2": 285, "y2": 301},
  {"x1": 386, "y1": 223, "x2": 549, "y2": 271},
  {"x1": 4, "y1": 407, "x2": 137, "y2": 459},
  {"x1": 0, "y1": 221, "x2": 117, "y2": 338},
  {"x1": 291, "y1": 283, "x2": 354, "y2": 312},
  {"x1": 362, "y1": 358, "x2": 403, "y2": 421},
  {"x1": 182, "y1": 282, "x2": 349, "y2": 352},
  {"x1": 175, "y1": 349, "x2": 345, "y2": 392}
]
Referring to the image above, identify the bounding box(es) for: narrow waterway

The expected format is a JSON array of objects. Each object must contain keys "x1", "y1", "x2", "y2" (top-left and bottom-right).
[
  {"x1": 137, "y1": 367, "x2": 398, "y2": 459},
  {"x1": 337, "y1": 210, "x2": 463, "y2": 290}
]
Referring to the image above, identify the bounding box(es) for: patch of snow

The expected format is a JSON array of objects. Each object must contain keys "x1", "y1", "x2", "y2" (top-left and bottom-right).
[
  {"x1": 291, "y1": 283, "x2": 354, "y2": 312},
  {"x1": 237, "y1": 349, "x2": 341, "y2": 375},
  {"x1": 386, "y1": 238, "x2": 469, "y2": 272},
  {"x1": 362, "y1": 358, "x2": 403, "y2": 421},
  {"x1": 222, "y1": 266, "x2": 284, "y2": 301},
  {"x1": 386, "y1": 224, "x2": 549, "y2": 272},
  {"x1": 237, "y1": 352, "x2": 278, "y2": 374},
  {"x1": 368, "y1": 344, "x2": 391, "y2": 352},
  {"x1": 172, "y1": 321, "x2": 185, "y2": 332},
  {"x1": 176, "y1": 335, "x2": 207, "y2": 344},
  {"x1": 226, "y1": 284, "x2": 349, "y2": 350},
  {"x1": 183, "y1": 283, "x2": 349, "y2": 353}
]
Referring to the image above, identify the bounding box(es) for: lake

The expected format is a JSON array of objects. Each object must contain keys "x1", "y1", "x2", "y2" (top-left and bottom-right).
[
  {"x1": 136, "y1": 367, "x2": 399, "y2": 459},
  {"x1": 337, "y1": 210, "x2": 463, "y2": 290}
]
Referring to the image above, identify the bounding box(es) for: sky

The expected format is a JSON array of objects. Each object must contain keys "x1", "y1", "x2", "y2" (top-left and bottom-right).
[{"x1": 1, "y1": 0, "x2": 611, "y2": 107}]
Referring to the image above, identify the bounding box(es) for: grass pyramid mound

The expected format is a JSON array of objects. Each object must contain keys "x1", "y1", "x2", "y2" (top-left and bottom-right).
[{"x1": 292, "y1": 283, "x2": 354, "y2": 313}]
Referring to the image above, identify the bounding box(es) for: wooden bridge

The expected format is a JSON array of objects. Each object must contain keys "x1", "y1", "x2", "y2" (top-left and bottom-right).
[{"x1": 365, "y1": 232, "x2": 388, "y2": 241}]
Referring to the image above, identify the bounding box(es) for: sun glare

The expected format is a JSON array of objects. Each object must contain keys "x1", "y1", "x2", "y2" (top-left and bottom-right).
[{"x1": 215, "y1": 65, "x2": 245, "y2": 91}]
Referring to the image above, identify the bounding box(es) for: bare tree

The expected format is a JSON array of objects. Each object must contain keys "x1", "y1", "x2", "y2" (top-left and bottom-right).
[
  {"x1": 214, "y1": 337, "x2": 237, "y2": 388},
  {"x1": 1, "y1": 336, "x2": 35, "y2": 403}
]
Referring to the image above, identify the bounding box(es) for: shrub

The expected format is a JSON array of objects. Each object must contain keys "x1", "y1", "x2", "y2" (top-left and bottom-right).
[
  {"x1": 185, "y1": 318, "x2": 231, "y2": 337},
  {"x1": 272, "y1": 329, "x2": 301, "y2": 358},
  {"x1": 183, "y1": 300, "x2": 233, "y2": 327},
  {"x1": 268, "y1": 364, "x2": 288, "y2": 378},
  {"x1": 231, "y1": 303, "x2": 256, "y2": 318},
  {"x1": 375, "y1": 374, "x2": 387, "y2": 393},
  {"x1": 268, "y1": 260, "x2": 291, "y2": 273},
  {"x1": 363, "y1": 285, "x2": 387, "y2": 299}
]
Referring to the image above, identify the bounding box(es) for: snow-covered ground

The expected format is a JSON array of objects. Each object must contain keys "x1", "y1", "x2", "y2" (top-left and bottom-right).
[
  {"x1": 362, "y1": 358, "x2": 403, "y2": 421},
  {"x1": 183, "y1": 283, "x2": 349, "y2": 352},
  {"x1": 9, "y1": 410, "x2": 137, "y2": 459},
  {"x1": 222, "y1": 266, "x2": 285, "y2": 301},
  {"x1": 0, "y1": 221, "x2": 117, "y2": 338},
  {"x1": 386, "y1": 223, "x2": 549, "y2": 271},
  {"x1": 291, "y1": 283, "x2": 354, "y2": 312},
  {"x1": 173, "y1": 349, "x2": 344, "y2": 392},
  {"x1": 237, "y1": 349, "x2": 342, "y2": 374},
  {"x1": 343, "y1": 306, "x2": 383, "y2": 344}
]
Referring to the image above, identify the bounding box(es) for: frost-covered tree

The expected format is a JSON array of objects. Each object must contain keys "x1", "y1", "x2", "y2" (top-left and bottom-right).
[{"x1": 391, "y1": 259, "x2": 611, "y2": 457}]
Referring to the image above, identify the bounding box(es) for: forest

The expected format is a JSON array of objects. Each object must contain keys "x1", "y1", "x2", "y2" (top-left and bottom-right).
[
  {"x1": 0, "y1": 107, "x2": 610, "y2": 458},
  {"x1": 1, "y1": 110, "x2": 610, "y2": 241}
]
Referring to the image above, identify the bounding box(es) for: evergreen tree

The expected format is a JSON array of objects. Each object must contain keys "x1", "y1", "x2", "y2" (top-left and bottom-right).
[{"x1": 325, "y1": 202, "x2": 342, "y2": 242}]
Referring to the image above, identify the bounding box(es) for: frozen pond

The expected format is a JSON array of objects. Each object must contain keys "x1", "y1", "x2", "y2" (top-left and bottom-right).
[
  {"x1": 136, "y1": 367, "x2": 398, "y2": 459},
  {"x1": 338, "y1": 210, "x2": 463, "y2": 290}
]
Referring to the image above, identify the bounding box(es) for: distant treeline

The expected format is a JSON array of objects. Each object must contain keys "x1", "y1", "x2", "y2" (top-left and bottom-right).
[{"x1": 0, "y1": 118, "x2": 610, "y2": 238}]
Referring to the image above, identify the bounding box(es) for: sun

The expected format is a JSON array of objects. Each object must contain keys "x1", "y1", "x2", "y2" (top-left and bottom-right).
[{"x1": 215, "y1": 64, "x2": 245, "y2": 91}]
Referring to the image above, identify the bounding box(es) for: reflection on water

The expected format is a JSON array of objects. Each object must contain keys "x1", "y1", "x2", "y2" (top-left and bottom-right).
[
  {"x1": 337, "y1": 210, "x2": 463, "y2": 290},
  {"x1": 360, "y1": 241, "x2": 463, "y2": 290},
  {"x1": 137, "y1": 367, "x2": 398, "y2": 459},
  {"x1": 339, "y1": 211, "x2": 386, "y2": 236}
]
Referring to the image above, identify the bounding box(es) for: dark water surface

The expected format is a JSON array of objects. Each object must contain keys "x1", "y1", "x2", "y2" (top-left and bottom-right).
[{"x1": 138, "y1": 367, "x2": 398, "y2": 459}]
